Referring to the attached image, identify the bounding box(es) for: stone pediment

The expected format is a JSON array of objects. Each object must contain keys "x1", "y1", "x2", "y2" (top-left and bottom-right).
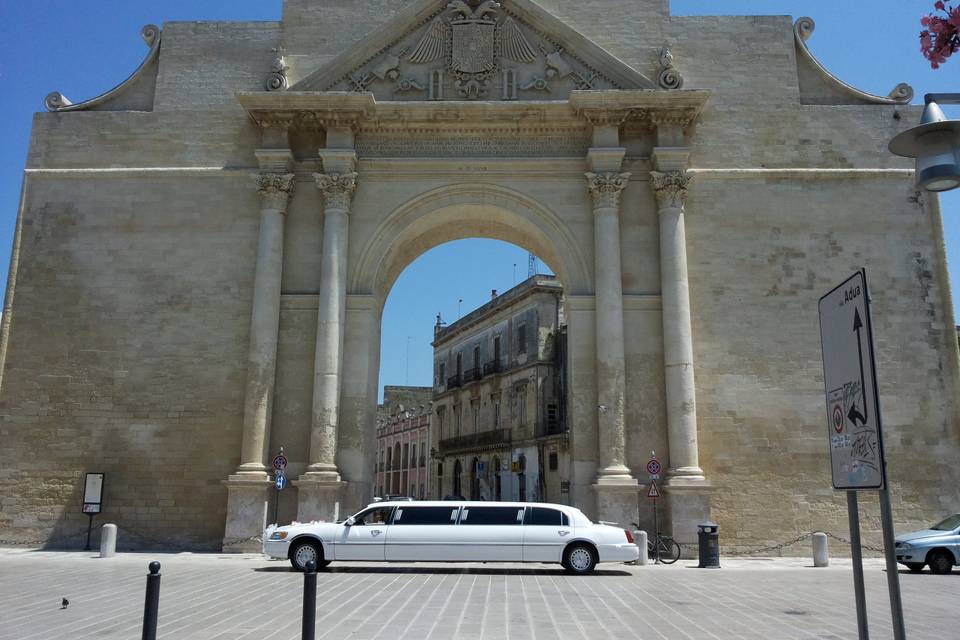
[{"x1": 288, "y1": 0, "x2": 656, "y2": 101}]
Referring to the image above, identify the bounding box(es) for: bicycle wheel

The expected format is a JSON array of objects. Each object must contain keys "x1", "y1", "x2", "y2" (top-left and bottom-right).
[{"x1": 659, "y1": 538, "x2": 681, "y2": 564}]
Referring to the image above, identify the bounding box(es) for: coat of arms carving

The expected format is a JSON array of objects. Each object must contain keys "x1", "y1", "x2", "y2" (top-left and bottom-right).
[{"x1": 409, "y1": 0, "x2": 536, "y2": 98}]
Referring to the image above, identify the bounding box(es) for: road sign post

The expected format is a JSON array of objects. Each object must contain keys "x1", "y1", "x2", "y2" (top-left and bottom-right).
[
  {"x1": 646, "y1": 453, "x2": 662, "y2": 563},
  {"x1": 819, "y1": 269, "x2": 905, "y2": 640},
  {"x1": 272, "y1": 447, "x2": 287, "y2": 526}
]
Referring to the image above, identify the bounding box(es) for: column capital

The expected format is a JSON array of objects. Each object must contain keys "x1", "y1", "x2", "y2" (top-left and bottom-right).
[
  {"x1": 255, "y1": 172, "x2": 296, "y2": 212},
  {"x1": 650, "y1": 170, "x2": 691, "y2": 210},
  {"x1": 314, "y1": 172, "x2": 358, "y2": 210},
  {"x1": 585, "y1": 172, "x2": 631, "y2": 210}
]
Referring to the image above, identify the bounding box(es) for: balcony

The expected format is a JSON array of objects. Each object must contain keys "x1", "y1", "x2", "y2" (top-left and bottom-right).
[
  {"x1": 463, "y1": 367, "x2": 482, "y2": 384},
  {"x1": 446, "y1": 374, "x2": 461, "y2": 389},
  {"x1": 482, "y1": 360, "x2": 502, "y2": 376},
  {"x1": 439, "y1": 428, "x2": 511, "y2": 453}
]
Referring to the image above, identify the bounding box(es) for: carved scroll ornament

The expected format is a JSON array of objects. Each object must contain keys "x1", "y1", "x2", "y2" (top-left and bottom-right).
[
  {"x1": 314, "y1": 172, "x2": 359, "y2": 211},
  {"x1": 650, "y1": 171, "x2": 691, "y2": 210},
  {"x1": 585, "y1": 172, "x2": 631, "y2": 210}
]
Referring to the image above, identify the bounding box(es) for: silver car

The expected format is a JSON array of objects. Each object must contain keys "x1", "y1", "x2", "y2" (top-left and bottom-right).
[{"x1": 894, "y1": 514, "x2": 960, "y2": 574}]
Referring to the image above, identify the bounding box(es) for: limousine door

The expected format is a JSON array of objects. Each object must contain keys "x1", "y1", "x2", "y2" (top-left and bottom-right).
[
  {"x1": 384, "y1": 505, "x2": 461, "y2": 561},
  {"x1": 333, "y1": 505, "x2": 394, "y2": 561},
  {"x1": 522, "y1": 507, "x2": 571, "y2": 562},
  {"x1": 453, "y1": 506, "x2": 525, "y2": 561}
]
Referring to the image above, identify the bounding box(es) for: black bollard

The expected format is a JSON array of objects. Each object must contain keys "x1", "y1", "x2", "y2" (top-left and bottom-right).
[
  {"x1": 141, "y1": 561, "x2": 161, "y2": 640},
  {"x1": 302, "y1": 560, "x2": 317, "y2": 640}
]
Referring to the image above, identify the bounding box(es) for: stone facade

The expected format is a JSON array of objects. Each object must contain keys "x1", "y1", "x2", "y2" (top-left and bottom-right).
[
  {"x1": 375, "y1": 386, "x2": 431, "y2": 498},
  {"x1": 432, "y1": 275, "x2": 569, "y2": 503},
  {"x1": 1, "y1": 0, "x2": 958, "y2": 553}
]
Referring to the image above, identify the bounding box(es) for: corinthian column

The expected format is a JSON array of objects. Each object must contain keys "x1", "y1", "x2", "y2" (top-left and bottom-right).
[
  {"x1": 650, "y1": 169, "x2": 705, "y2": 482},
  {"x1": 585, "y1": 171, "x2": 634, "y2": 482},
  {"x1": 223, "y1": 167, "x2": 294, "y2": 551}
]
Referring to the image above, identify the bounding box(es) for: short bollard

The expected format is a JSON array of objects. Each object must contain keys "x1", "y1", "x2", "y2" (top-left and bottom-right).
[
  {"x1": 635, "y1": 531, "x2": 648, "y2": 566},
  {"x1": 697, "y1": 521, "x2": 721, "y2": 568},
  {"x1": 141, "y1": 561, "x2": 161, "y2": 640},
  {"x1": 99, "y1": 524, "x2": 117, "y2": 558},
  {"x1": 813, "y1": 532, "x2": 829, "y2": 567},
  {"x1": 302, "y1": 560, "x2": 317, "y2": 640}
]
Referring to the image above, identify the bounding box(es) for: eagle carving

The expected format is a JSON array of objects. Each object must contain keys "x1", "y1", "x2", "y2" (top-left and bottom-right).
[{"x1": 409, "y1": 0, "x2": 537, "y2": 98}]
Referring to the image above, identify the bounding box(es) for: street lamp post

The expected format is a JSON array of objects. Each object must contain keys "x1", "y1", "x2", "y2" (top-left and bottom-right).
[{"x1": 889, "y1": 93, "x2": 960, "y2": 193}]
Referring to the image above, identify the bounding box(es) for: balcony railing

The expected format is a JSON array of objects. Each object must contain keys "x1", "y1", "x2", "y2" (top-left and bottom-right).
[
  {"x1": 439, "y1": 428, "x2": 511, "y2": 452},
  {"x1": 446, "y1": 374, "x2": 461, "y2": 389},
  {"x1": 463, "y1": 367, "x2": 482, "y2": 384},
  {"x1": 482, "y1": 360, "x2": 502, "y2": 376}
]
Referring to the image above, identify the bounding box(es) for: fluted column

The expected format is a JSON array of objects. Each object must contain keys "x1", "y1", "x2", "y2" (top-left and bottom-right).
[
  {"x1": 303, "y1": 170, "x2": 358, "y2": 480},
  {"x1": 650, "y1": 169, "x2": 705, "y2": 482},
  {"x1": 234, "y1": 172, "x2": 296, "y2": 476},
  {"x1": 586, "y1": 171, "x2": 634, "y2": 482}
]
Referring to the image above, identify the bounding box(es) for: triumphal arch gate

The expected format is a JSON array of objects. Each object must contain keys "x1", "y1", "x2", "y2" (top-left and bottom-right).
[{"x1": 5, "y1": 0, "x2": 958, "y2": 554}]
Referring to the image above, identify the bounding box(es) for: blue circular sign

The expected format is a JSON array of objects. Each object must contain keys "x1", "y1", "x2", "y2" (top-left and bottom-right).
[{"x1": 275, "y1": 472, "x2": 287, "y2": 491}]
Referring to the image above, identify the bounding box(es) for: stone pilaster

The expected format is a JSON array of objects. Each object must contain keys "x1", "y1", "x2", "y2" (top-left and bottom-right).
[
  {"x1": 223, "y1": 155, "x2": 294, "y2": 551},
  {"x1": 297, "y1": 150, "x2": 357, "y2": 521}
]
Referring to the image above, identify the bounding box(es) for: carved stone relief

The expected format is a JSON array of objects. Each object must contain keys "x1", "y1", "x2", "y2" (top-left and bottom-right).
[{"x1": 326, "y1": 0, "x2": 618, "y2": 101}]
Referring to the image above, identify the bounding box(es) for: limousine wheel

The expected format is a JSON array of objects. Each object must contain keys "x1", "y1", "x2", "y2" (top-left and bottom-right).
[
  {"x1": 562, "y1": 543, "x2": 597, "y2": 575},
  {"x1": 290, "y1": 540, "x2": 328, "y2": 572}
]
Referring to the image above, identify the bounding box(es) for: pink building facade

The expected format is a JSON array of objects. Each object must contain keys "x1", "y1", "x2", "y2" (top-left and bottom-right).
[{"x1": 375, "y1": 399, "x2": 431, "y2": 499}]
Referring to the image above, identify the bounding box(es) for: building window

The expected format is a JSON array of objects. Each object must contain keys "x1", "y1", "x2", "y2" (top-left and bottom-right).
[
  {"x1": 517, "y1": 323, "x2": 526, "y2": 354},
  {"x1": 403, "y1": 443, "x2": 409, "y2": 469},
  {"x1": 549, "y1": 452, "x2": 558, "y2": 471},
  {"x1": 494, "y1": 335, "x2": 501, "y2": 364},
  {"x1": 456, "y1": 352, "x2": 462, "y2": 377},
  {"x1": 437, "y1": 462, "x2": 443, "y2": 477},
  {"x1": 455, "y1": 405, "x2": 461, "y2": 436},
  {"x1": 494, "y1": 399, "x2": 501, "y2": 430},
  {"x1": 411, "y1": 444, "x2": 416, "y2": 468},
  {"x1": 473, "y1": 345, "x2": 481, "y2": 368},
  {"x1": 439, "y1": 361, "x2": 445, "y2": 384}
]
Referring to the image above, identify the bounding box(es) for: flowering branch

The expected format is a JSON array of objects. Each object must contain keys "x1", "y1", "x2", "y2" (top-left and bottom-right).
[{"x1": 921, "y1": 1, "x2": 960, "y2": 68}]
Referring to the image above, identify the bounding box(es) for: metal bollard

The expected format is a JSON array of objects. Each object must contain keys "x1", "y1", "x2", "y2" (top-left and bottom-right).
[
  {"x1": 141, "y1": 561, "x2": 161, "y2": 640},
  {"x1": 635, "y1": 530, "x2": 648, "y2": 566},
  {"x1": 302, "y1": 560, "x2": 317, "y2": 640},
  {"x1": 812, "y1": 532, "x2": 829, "y2": 567},
  {"x1": 99, "y1": 524, "x2": 117, "y2": 558}
]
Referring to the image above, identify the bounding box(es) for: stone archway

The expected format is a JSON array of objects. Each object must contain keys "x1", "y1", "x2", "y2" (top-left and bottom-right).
[{"x1": 333, "y1": 183, "x2": 593, "y2": 513}]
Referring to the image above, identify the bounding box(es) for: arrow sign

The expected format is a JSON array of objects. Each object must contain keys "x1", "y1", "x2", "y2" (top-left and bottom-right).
[
  {"x1": 818, "y1": 270, "x2": 886, "y2": 491},
  {"x1": 275, "y1": 472, "x2": 287, "y2": 491}
]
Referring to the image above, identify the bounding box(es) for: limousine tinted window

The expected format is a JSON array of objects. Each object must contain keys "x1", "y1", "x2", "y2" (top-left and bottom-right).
[
  {"x1": 393, "y1": 506, "x2": 459, "y2": 525},
  {"x1": 459, "y1": 506, "x2": 523, "y2": 525},
  {"x1": 524, "y1": 507, "x2": 569, "y2": 526}
]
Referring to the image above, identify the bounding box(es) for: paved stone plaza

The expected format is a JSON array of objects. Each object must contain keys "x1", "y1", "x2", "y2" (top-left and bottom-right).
[{"x1": 0, "y1": 549, "x2": 955, "y2": 640}]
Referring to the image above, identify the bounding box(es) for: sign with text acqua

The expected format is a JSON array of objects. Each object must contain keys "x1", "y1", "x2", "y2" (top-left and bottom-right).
[{"x1": 818, "y1": 269, "x2": 886, "y2": 491}]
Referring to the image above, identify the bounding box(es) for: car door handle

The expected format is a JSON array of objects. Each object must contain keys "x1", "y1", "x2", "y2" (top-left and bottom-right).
[
  {"x1": 558, "y1": 530, "x2": 570, "y2": 536},
  {"x1": 371, "y1": 530, "x2": 382, "y2": 537}
]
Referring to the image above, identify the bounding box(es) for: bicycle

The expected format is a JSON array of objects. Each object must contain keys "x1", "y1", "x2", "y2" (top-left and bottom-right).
[{"x1": 632, "y1": 522, "x2": 681, "y2": 564}]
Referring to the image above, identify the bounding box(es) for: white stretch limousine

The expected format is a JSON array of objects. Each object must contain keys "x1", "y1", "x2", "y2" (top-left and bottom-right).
[{"x1": 264, "y1": 501, "x2": 638, "y2": 574}]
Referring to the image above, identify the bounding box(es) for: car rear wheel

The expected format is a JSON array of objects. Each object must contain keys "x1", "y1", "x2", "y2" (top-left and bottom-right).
[
  {"x1": 290, "y1": 540, "x2": 328, "y2": 572},
  {"x1": 927, "y1": 550, "x2": 954, "y2": 575},
  {"x1": 562, "y1": 543, "x2": 597, "y2": 575},
  {"x1": 904, "y1": 562, "x2": 925, "y2": 573}
]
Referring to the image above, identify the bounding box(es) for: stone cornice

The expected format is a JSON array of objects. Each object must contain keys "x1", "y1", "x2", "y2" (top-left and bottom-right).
[
  {"x1": 255, "y1": 173, "x2": 296, "y2": 212},
  {"x1": 650, "y1": 170, "x2": 691, "y2": 210},
  {"x1": 314, "y1": 172, "x2": 359, "y2": 210},
  {"x1": 238, "y1": 90, "x2": 710, "y2": 134},
  {"x1": 585, "y1": 172, "x2": 631, "y2": 210}
]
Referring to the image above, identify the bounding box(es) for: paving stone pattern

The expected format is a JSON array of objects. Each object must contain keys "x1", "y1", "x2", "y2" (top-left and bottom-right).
[{"x1": 0, "y1": 551, "x2": 956, "y2": 639}]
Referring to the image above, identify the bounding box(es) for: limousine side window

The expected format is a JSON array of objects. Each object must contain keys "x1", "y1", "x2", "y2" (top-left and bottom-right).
[
  {"x1": 523, "y1": 507, "x2": 569, "y2": 526},
  {"x1": 353, "y1": 506, "x2": 394, "y2": 526},
  {"x1": 393, "y1": 506, "x2": 459, "y2": 525},
  {"x1": 459, "y1": 506, "x2": 524, "y2": 525}
]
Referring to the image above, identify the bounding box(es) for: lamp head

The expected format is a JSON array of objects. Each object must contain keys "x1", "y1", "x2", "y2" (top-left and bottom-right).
[{"x1": 889, "y1": 100, "x2": 960, "y2": 193}]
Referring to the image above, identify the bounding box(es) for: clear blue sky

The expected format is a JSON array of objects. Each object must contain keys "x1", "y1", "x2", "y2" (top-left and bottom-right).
[{"x1": 0, "y1": 1, "x2": 957, "y2": 398}]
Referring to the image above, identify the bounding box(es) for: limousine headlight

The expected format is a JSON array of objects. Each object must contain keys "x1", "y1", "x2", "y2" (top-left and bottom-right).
[{"x1": 269, "y1": 531, "x2": 289, "y2": 541}]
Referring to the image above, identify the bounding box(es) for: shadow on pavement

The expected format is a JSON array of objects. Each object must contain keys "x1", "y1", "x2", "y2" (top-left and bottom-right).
[{"x1": 253, "y1": 565, "x2": 631, "y2": 576}]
